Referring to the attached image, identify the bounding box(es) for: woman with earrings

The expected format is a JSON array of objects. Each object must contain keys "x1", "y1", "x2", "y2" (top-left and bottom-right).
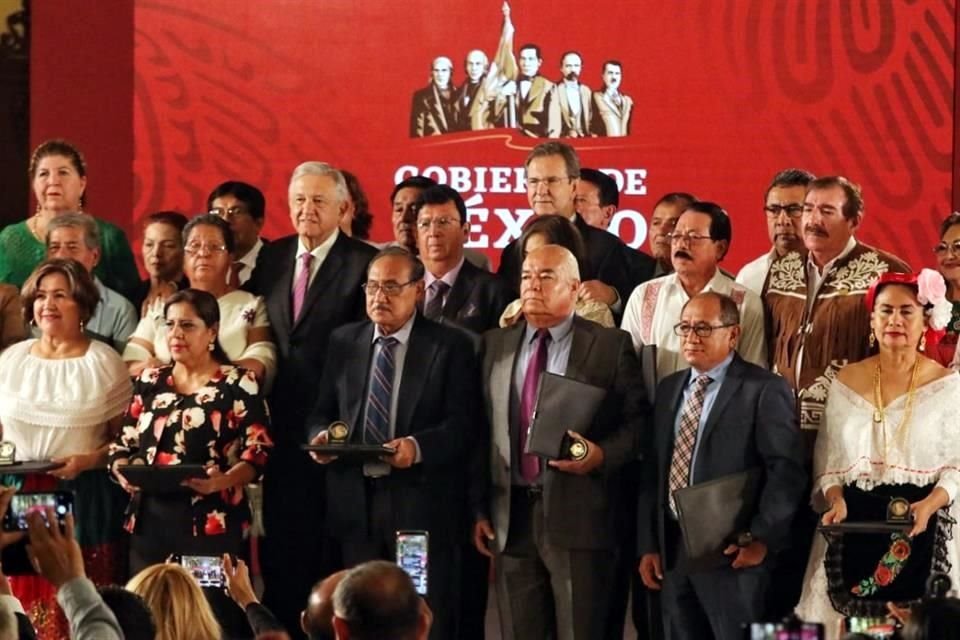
[
  {"x1": 935, "y1": 212, "x2": 960, "y2": 367},
  {"x1": 0, "y1": 139, "x2": 140, "y2": 298},
  {"x1": 795, "y1": 269, "x2": 960, "y2": 638},
  {"x1": 122, "y1": 214, "x2": 276, "y2": 387},
  {"x1": 107, "y1": 288, "x2": 272, "y2": 571},
  {"x1": 0, "y1": 259, "x2": 132, "y2": 638}
]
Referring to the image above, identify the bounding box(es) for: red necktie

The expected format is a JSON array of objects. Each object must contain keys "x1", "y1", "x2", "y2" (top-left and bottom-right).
[{"x1": 519, "y1": 329, "x2": 550, "y2": 482}]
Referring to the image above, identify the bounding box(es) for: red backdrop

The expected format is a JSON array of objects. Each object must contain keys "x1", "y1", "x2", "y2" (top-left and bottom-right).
[{"x1": 32, "y1": 1, "x2": 958, "y2": 273}]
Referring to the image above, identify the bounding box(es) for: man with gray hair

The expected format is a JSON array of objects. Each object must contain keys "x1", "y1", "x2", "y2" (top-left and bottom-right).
[
  {"x1": 475, "y1": 243, "x2": 647, "y2": 639},
  {"x1": 248, "y1": 161, "x2": 377, "y2": 635},
  {"x1": 332, "y1": 561, "x2": 432, "y2": 640},
  {"x1": 45, "y1": 213, "x2": 137, "y2": 352},
  {"x1": 410, "y1": 57, "x2": 456, "y2": 137}
]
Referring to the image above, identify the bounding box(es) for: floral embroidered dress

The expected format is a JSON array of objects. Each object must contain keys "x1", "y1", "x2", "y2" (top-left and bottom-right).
[
  {"x1": 795, "y1": 374, "x2": 960, "y2": 639},
  {"x1": 108, "y1": 364, "x2": 272, "y2": 538}
]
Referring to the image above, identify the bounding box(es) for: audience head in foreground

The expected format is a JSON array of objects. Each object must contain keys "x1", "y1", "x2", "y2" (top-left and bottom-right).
[
  {"x1": 332, "y1": 560, "x2": 431, "y2": 640},
  {"x1": 126, "y1": 563, "x2": 222, "y2": 640}
]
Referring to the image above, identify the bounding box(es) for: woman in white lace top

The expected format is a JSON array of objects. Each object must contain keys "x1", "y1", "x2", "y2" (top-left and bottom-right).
[{"x1": 796, "y1": 270, "x2": 960, "y2": 638}]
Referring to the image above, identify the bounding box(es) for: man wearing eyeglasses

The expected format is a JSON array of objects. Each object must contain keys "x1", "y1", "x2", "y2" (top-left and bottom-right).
[
  {"x1": 415, "y1": 184, "x2": 510, "y2": 334},
  {"x1": 622, "y1": 201, "x2": 767, "y2": 388},
  {"x1": 736, "y1": 169, "x2": 815, "y2": 295},
  {"x1": 307, "y1": 246, "x2": 481, "y2": 640},
  {"x1": 498, "y1": 142, "x2": 643, "y2": 318},
  {"x1": 638, "y1": 291, "x2": 805, "y2": 640},
  {"x1": 207, "y1": 181, "x2": 269, "y2": 286},
  {"x1": 247, "y1": 161, "x2": 378, "y2": 635}
]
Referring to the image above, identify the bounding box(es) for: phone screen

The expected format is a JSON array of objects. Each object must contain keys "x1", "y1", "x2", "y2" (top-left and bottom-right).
[
  {"x1": 2, "y1": 492, "x2": 74, "y2": 531},
  {"x1": 396, "y1": 530, "x2": 428, "y2": 596},
  {"x1": 180, "y1": 555, "x2": 224, "y2": 588},
  {"x1": 846, "y1": 617, "x2": 896, "y2": 639},
  {"x1": 745, "y1": 622, "x2": 825, "y2": 640}
]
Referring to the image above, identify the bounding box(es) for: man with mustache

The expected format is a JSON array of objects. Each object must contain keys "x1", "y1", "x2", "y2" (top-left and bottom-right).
[
  {"x1": 247, "y1": 161, "x2": 378, "y2": 634},
  {"x1": 622, "y1": 201, "x2": 767, "y2": 385},
  {"x1": 736, "y1": 169, "x2": 814, "y2": 295},
  {"x1": 547, "y1": 51, "x2": 593, "y2": 138},
  {"x1": 762, "y1": 176, "x2": 910, "y2": 620}
]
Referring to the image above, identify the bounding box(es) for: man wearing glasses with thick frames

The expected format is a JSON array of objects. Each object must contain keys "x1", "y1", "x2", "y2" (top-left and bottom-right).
[
  {"x1": 207, "y1": 181, "x2": 269, "y2": 287},
  {"x1": 622, "y1": 201, "x2": 767, "y2": 389},
  {"x1": 736, "y1": 169, "x2": 815, "y2": 296}
]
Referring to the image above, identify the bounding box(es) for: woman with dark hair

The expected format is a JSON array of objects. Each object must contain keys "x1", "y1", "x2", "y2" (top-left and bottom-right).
[
  {"x1": 341, "y1": 170, "x2": 374, "y2": 241},
  {"x1": 0, "y1": 139, "x2": 140, "y2": 297},
  {"x1": 0, "y1": 258, "x2": 132, "y2": 638},
  {"x1": 0, "y1": 284, "x2": 26, "y2": 351},
  {"x1": 935, "y1": 212, "x2": 960, "y2": 366},
  {"x1": 108, "y1": 288, "x2": 272, "y2": 574},
  {"x1": 498, "y1": 214, "x2": 614, "y2": 327},
  {"x1": 901, "y1": 596, "x2": 960, "y2": 640},
  {"x1": 796, "y1": 269, "x2": 960, "y2": 639},
  {"x1": 132, "y1": 210, "x2": 190, "y2": 315},
  {"x1": 123, "y1": 214, "x2": 276, "y2": 385}
]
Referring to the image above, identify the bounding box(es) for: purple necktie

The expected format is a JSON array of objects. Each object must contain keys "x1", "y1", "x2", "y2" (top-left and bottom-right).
[
  {"x1": 292, "y1": 252, "x2": 313, "y2": 321},
  {"x1": 519, "y1": 329, "x2": 550, "y2": 481}
]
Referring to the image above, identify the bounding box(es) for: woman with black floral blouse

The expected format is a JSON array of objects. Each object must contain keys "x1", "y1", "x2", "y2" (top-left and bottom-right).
[{"x1": 108, "y1": 288, "x2": 272, "y2": 574}]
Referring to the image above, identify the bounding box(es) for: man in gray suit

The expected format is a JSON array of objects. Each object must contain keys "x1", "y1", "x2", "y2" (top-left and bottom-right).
[
  {"x1": 473, "y1": 244, "x2": 647, "y2": 640},
  {"x1": 637, "y1": 292, "x2": 806, "y2": 640}
]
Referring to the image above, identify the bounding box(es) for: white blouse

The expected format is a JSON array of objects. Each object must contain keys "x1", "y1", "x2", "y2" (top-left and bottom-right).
[
  {"x1": 0, "y1": 340, "x2": 132, "y2": 460},
  {"x1": 122, "y1": 290, "x2": 276, "y2": 388}
]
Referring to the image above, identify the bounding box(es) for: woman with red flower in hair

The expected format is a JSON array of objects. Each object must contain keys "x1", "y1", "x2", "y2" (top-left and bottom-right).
[
  {"x1": 796, "y1": 270, "x2": 960, "y2": 638},
  {"x1": 107, "y1": 288, "x2": 272, "y2": 579}
]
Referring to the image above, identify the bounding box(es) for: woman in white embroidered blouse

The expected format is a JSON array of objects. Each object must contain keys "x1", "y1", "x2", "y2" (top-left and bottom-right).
[
  {"x1": 0, "y1": 259, "x2": 132, "y2": 638},
  {"x1": 795, "y1": 270, "x2": 960, "y2": 639},
  {"x1": 123, "y1": 214, "x2": 276, "y2": 388}
]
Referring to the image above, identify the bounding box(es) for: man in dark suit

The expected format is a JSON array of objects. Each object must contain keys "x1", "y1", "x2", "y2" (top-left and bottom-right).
[
  {"x1": 415, "y1": 184, "x2": 510, "y2": 334},
  {"x1": 474, "y1": 244, "x2": 647, "y2": 640},
  {"x1": 499, "y1": 43, "x2": 553, "y2": 137},
  {"x1": 308, "y1": 247, "x2": 481, "y2": 640},
  {"x1": 207, "y1": 180, "x2": 269, "y2": 286},
  {"x1": 547, "y1": 51, "x2": 593, "y2": 138},
  {"x1": 498, "y1": 142, "x2": 654, "y2": 317},
  {"x1": 637, "y1": 292, "x2": 806, "y2": 640},
  {"x1": 247, "y1": 161, "x2": 377, "y2": 637}
]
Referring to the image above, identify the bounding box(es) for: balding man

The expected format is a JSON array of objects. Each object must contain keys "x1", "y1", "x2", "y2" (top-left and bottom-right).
[
  {"x1": 475, "y1": 244, "x2": 647, "y2": 639},
  {"x1": 248, "y1": 161, "x2": 377, "y2": 634},
  {"x1": 410, "y1": 57, "x2": 456, "y2": 137},
  {"x1": 332, "y1": 561, "x2": 432, "y2": 640},
  {"x1": 302, "y1": 570, "x2": 348, "y2": 640}
]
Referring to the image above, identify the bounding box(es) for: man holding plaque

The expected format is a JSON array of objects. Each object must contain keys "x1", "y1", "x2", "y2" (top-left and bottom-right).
[
  {"x1": 637, "y1": 292, "x2": 806, "y2": 640},
  {"x1": 306, "y1": 247, "x2": 480, "y2": 640},
  {"x1": 474, "y1": 244, "x2": 647, "y2": 640}
]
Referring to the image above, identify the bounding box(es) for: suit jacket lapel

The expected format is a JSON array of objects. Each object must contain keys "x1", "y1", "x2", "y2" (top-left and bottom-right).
[
  {"x1": 396, "y1": 317, "x2": 437, "y2": 437},
  {"x1": 348, "y1": 324, "x2": 375, "y2": 435},
  {"x1": 491, "y1": 322, "x2": 525, "y2": 458},
  {"x1": 698, "y1": 355, "x2": 745, "y2": 448},
  {"x1": 293, "y1": 236, "x2": 345, "y2": 332},
  {"x1": 441, "y1": 264, "x2": 473, "y2": 321},
  {"x1": 659, "y1": 372, "x2": 687, "y2": 471},
  {"x1": 276, "y1": 241, "x2": 297, "y2": 335},
  {"x1": 564, "y1": 318, "x2": 595, "y2": 382}
]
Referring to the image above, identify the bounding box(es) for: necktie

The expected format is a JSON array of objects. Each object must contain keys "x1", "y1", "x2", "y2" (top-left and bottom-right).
[
  {"x1": 668, "y1": 374, "x2": 713, "y2": 515},
  {"x1": 364, "y1": 336, "x2": 398, "y2": 444},
  {"x1": 519, "y1": 329, "x2": 550, "y2": 482},
  {"x1": 423, "y1": 281, "x2": 450, "y2": 321},
  {"x1": 292, "y1": 253, "x2": 313, "y2": 321},
  {"x1": 228, "y1": 261, "x2": 243, "y2": 289}
]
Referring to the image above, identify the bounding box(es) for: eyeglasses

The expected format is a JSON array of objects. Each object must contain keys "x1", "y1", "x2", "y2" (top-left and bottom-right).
[
  {"x1": 673, "y1": 322, "x2": 736, "y2": 338},
  {"x1": 361, "y1": 280, "x2": 418, "y2": 296},
  {"x1": 665, "y1": 232, "x2": 713, "y2": 244},
  {"x1": 416, "y1": 217, "x2": 459, "y2": 231},
  {"x1": 764, "y1": 204, "x2": 804, "y2": 218},
  {"x1": 934, "y1": 241, "x2": 960, "y2": 257},
  {"x1": 209, "y1": 206, "x2": 250, "y2": 220},
  {"x1": 526, "y1": 176, "x2": 572, "y2": 189},
  {"x1": 184, "y1": 242, "x2": 228, "y2": 255}
]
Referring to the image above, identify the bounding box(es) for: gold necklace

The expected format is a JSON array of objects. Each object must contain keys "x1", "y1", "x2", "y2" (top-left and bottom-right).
[{"x1": 873, "y1": 358, "x2": 920, "y2": 456}]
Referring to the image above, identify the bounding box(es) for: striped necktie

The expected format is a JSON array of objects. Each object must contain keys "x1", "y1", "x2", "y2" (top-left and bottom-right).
[
  {"x1": 364, "y1": 336, "x2": 399, "y2": 444},
  {"x1": 668, "y1": 374, "x2": 712, "y2": 515}
]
